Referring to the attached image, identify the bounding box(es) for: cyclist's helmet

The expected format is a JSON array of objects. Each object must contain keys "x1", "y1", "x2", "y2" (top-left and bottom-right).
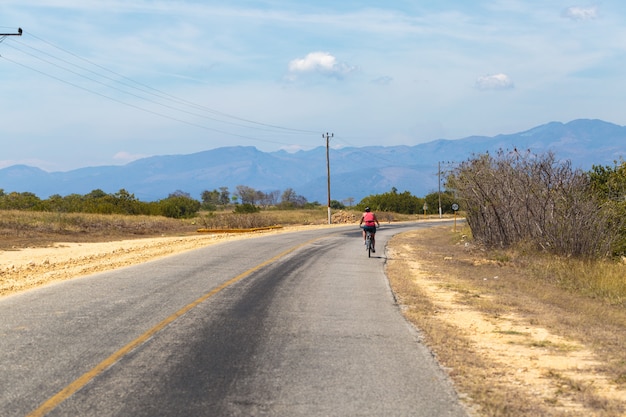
[{"x1": 365, "y1": 207, "x2": 371, "y2": 212}]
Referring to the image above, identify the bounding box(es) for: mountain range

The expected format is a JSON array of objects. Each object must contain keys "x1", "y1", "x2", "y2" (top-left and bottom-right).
[{"x1": 2, "y1": 119, "x2": 625, "y2": 204}]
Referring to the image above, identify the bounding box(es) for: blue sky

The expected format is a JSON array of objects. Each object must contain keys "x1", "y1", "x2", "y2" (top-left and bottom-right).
[{"x1": 1, "y1": 1, "x2": 624, "y2": 171}]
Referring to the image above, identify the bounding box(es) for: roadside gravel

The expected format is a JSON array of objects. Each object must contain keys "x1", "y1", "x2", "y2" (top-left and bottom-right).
[{"x1": 0, "y1": 229, "x2": 294, "y2": 297}]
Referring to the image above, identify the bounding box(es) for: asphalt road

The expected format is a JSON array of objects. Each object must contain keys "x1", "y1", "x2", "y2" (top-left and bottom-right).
[{"x1": 0, "y1": 221, "x2": 468, "y2": 417}]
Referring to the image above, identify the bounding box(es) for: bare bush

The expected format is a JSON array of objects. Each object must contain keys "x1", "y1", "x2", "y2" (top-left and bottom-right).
[{"x1": 448, "y1": 150, "x2": 621, "y2": 258}]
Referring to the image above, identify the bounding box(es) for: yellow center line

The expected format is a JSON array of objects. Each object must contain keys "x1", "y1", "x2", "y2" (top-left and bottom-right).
[{"x1": 27, "y1": 238, "x2": 318, "y2": 417}]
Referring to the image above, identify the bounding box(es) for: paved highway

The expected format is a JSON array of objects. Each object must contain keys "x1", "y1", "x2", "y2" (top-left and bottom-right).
[{"x1": 0, "y1": 221, "x2": 468, "y2": 416}]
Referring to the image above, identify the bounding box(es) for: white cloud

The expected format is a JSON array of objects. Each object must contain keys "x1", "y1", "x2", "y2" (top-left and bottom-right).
[
  {"x1": 562, "y1": 6, "x2": 599, "y2": 21},
  {"x1": 113, "y1": 151, "x2": 149, "y2": 163},
  {"x1": 279, "y1": 144, "x2": 311, "y2": 153},
  {"x1": 475, "y1": 73, "x2": 514, "y2": 91},
  {"x1": 287, "y1": 52, "x2": 357, "y2": 80},
  {"x1": 0, "y1": 159, "x2": 15, "y2": 169}
]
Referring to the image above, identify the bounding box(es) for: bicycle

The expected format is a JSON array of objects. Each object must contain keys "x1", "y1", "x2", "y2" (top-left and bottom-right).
[{"x1": 361, "y1": 226, "x2": 377, "y2": 257}]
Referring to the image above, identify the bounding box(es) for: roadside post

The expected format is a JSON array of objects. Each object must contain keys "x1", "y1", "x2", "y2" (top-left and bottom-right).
[{"x1": 452, "y1": 203, "x2": 459, "y2": 232}]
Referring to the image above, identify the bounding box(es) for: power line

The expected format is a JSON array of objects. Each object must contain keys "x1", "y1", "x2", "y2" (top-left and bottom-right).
[
  {"x1": 0, "y1": 30, "x2": 320, "y2": 145},
  {"x1": 3, "y1": 41, "x2": 303, "y2": 136},
  {"x1": 0, "y1": 54, "x2": 297, "y2": 147},
  {"x1": 0, "y1": 27, "x2": 22, "y2": 43},
  {"x1": 21, "y1": 31, "x2": 319, "y2": 135},
  {"x1": 25, "y1": 32, "x2": 318, "y2": 134}
]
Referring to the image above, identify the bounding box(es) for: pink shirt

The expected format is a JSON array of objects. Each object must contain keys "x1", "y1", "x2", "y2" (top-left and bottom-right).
[{"x1": 363, "y1": 212, "x2": 376, "y2": 226}]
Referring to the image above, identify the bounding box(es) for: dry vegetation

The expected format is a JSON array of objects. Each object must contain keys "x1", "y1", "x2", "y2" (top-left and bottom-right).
[
  {"x1": 199, "y1": 209, "x2": 331, "y2": 229},
  {"x1": 0, "y1": 210, "x2": 200, "y2": 250},
  {"x1": 386, "y1": 225, "x2": 626, "y2": 416},
  {"x1": 0, "y1": 208, "x2": 412, "y2": 251},
  {"x1": 448, "y1": 150, "x2": 625, "y2": 258}
]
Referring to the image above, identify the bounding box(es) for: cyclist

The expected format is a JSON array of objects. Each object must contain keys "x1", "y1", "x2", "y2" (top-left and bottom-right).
[{"x1": 359, "y1": 207, "x2": 380, "y2": 252}]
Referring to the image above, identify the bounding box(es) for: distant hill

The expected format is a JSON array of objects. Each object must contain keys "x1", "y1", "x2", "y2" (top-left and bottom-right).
[{"x1": 1, "y1": 119, "x2": 625, "y2": 203}]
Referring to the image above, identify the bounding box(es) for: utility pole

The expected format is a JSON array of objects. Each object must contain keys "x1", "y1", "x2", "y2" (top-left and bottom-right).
[
  {"x1": 0, "y1": 27, "x2": 23, "y2": 42},
  {"x1": 438, "y1": 161, "x2": 456, "y2": 219},
  {"x1": 438, "y1": 161, "x2": 442, "y2": 219},
  {"x1": 324, "y1": 132, "x2": 334, "y2": 225}
]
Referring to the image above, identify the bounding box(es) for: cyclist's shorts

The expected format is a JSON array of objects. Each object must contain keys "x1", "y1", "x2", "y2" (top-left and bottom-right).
[{"x1": 362, "y1": 225, "x2": 376, "y2": 234}]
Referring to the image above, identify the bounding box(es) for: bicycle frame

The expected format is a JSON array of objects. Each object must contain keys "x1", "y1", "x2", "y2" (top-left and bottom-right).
[{"x1": 361, "y1": 226, "x2": 376, "y2": 257}]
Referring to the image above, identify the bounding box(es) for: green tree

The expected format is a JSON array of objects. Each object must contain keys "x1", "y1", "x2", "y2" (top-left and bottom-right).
[
  {"x1": 236, "y1": 185, "x2": 257, "y2": 205},
  {"x1": 589, "y1": 160, "x2": 626, "y2": 202},
  {"x1": 588, "y1": 160, "x2": 626, "y2": 255},
  {"x1": 60, "y1": 194, "x2": 84, "y2": 212},
  {"x1": 234, "y1": 203, "x2": 260, "y2": 213},
  {"x1": 113, "y1": 189, "x2": 141, "y2": 215},
  {"x1": 278, "y1": 188, "x2": 308, "y2": 209},
  {"x1": 80, "y1": 189, "x2": 113, "y2": 214},
  {"x1": 85, "y1": 189, "x2": 108, "y2": 199},
  {"x1": 41, "y1": 194, "x2": 65, "y2": 212},
  {"x1": 330, "y1": 200, "x2": 345, "y2": 210},
  {"x1": 201, "y1": 189, "x2": 220, "y2": 211},
  {"x1": 219, "y1": 187, "x2": 230, "y2": 206},
  {"x1": 0, "y1": 192, "x2": 41, "y2": 210},
  {"x1": 158, "y1": 195, "x2": 201, "y2": 219},
  {"x1": 357, "y1": 189, "x2": 422, "y2": 214},
  {"x1": 424, "y1": 191, "x2": 456, "y2": 215}
]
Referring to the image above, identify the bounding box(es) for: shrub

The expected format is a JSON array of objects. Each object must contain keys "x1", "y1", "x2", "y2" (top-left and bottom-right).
[
  {"x1": 158, "y1": 196, "x2": 201, "y2": 219},
  {"x1": 357, "y1": 188, "x2": 423, "y2": 214},
  {"x1": 234, "y1": 203, "x2": 260, "y2": 214},
  {"x1": 448, "y1": 150, "x2": 621, "y2": 258}
]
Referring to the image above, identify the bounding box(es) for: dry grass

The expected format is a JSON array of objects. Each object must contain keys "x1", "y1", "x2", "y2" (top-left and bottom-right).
[
  {"x1": 0, "y1": 208, "x2": 414, "y2": 250},
  {"x1": 197, "y1": 209, "x2": 331, "y2": 229},
  {"x1": 0, "y1": 210, "x2": 201, "y2": 250},
  {"x1": 523, "y1": 255, "x2": 626, "y2": 306},
  {"x1": 387, "y1": 225, "x2": 626, "y2": 416}
]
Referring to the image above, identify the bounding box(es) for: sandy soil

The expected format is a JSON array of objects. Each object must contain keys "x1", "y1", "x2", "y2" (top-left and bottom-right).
[
  {"x1": 0, "y1": 224, "x2": 335, "y2": 297},
  {"x1": 0, "y1": 230, "x2": 273, "y2": 297},
  {"x1": 386, "y1": 230, "x2": 626, "y2": 416}
]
